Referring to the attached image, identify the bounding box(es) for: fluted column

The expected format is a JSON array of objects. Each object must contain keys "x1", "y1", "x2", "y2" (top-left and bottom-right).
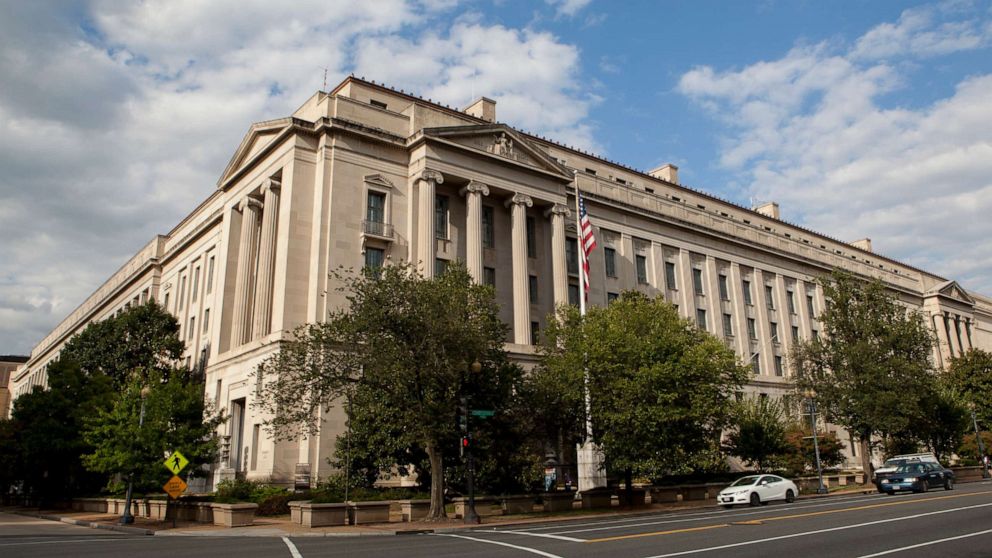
[
  {"x1": 231, "y1": 197, "x2": 263, "y2": 347},
  {"x1": 417, "y1": 169, "x2": 443, "y2": 278},
  {"x1": 545, "y1": 203, "x2": 570, "y2": 308},
  {"x1": 931, "y1": 313, "x2": 950, "y2": 369},
  {"x1": 252, "y1": 179, "x2": 281, "y2": 338},
  {"x1": 506, "y1": 193, "x2": 533, "y2": 344},
  {"x1": 459, "y1": 180, "x2": 489, "y2": 282},
  {"x1": 945, "y1": 313, "x2": 960, "y2": 358}
]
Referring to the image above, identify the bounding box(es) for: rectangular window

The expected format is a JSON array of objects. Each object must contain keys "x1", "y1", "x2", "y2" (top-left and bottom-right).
[
  {"x1": 369, "y1": 99, "x2": 388, "y2": 110},
  {"x1": 765, "y1": 285, "x2": 775, "y2": 309},
  {"x1": 774, "y1": 355, "x2": 784, "y2": 376},
  {"x1": 719, "y1": 274, "x2": 730, "y2": 300},
  {"x1": 483, "y1": 267, "x2": 496, "y2": 288},
  {"x1": 770, "y1": 321, "x2": 779, "y2": 343},
  {"x1": 192, "y1": 266, "x2": 201, "y2": 302},
  {"x1": 203, "y1": 309, "x2": 210, "y2": 333},
  {"x1": 693, "y1": 268, "x2": 704, "y2": 295},
  {"x1": 747, "y1": 318, "x2": 757, "y2": 340},
  {"x1": 526, "y1": 216, "x2": 537, "y2": 258},
  {"x1": 791, "y1": 325, "x2": 799, "y2": 342},
  {"x1": 365, "y1": 247, "x2": 385, "y2": 271},
  {"x1": 742, "y1": 280, "x2": 753, "y2": 305},
  {"x1": 608, "y1": 292, "x2": 619, "y2": 303},
  {"x1": 723, "y1": 313, "x2": 733, "y2": 337},
  {"x1": 787, "y1": 290, "x2": 796, "y2": 314},
  {"x1": 163, "y1": 292, "x2": 171, "y2": 313},
  {"x1": 812, "y1": 329, "x2": 820, "y2": 341},
  {"x1": 188, "y1": 317, "x2": 196, "y2": 340},
  {"x1": 568, "y1": 283, "x2": 579, "y2": 306},
  {"x1": 807, "y1": 294, "x2": 816, "y2": 317},
  {"x1": 752, "y1": 355, "x2": 761, "y2": 375},
  {"x1": 665, "y1": 262, "x2": 677, "y2": 290},
  {"x1": 482, "y1": 206, "x2": 495, "y2": 248},
  {"x1": 206, "y1": 255, "x2": 215, "y2": 294},
  {"x1": 566, "y1": 238, "x2": 578, "y2": 274},
  {"x1": 179, "y1": 275, "x2": 187, "y2": 310},
  {"x1": 636, "y1": 255, "x2": 648, "y2": 284},
  {"x1": 529, "y1": 275, "x2": 538, "y2": 304},
  {"x1": 435, "y1": 195, "x2": 449, "y2": 239},
  {"x1": 367, "y1": 191, "x2": 386, "y2": 224},
  {"x1": 434, "y1": 258, "x2": 448, "y2": 277},
  {"x1": 604, "y1": 247, "x2": 617, "y2": 278},
  {"x1": 696, "y1": 309, "x2": 707, "y2": 330},
  {"x1": 530, "y1": 321, "x2": 540, "y2": 345}
]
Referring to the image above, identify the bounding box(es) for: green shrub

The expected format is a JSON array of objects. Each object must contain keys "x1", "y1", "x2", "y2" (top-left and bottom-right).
[{"x1": 214, "y1": 478, "x2": 291, "y2": 514}]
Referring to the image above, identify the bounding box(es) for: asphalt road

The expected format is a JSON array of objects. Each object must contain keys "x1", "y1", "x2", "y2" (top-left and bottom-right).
[{"x1": 2, "y1": 481, "x2": 990, "y2": 558}]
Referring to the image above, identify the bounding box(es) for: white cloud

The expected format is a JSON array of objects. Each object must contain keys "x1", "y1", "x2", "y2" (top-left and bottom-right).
[
  {"x1": 678, "y1": 3, "x2": 992, "y2": 293},
  {"x1": 850, "y1": 4, "x2": 992, "y2": 60},
  {"x1": 0, "y1": 0, "x2": 594, "y2": 353},
  {"x1": 546, "y1": 0, "x2": 593, "y2": 18}
]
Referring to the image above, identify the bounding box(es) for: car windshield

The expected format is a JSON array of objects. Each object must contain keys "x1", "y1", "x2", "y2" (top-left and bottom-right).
[
  {"x1": 882, "y1": 458, "x2": 907, "y2": 468},
  {"x1": 894, "y1": 464, "x2": 926, "y2": 474},
  {"x1": 729, "y1": 476, "x2": 761, "y2": 487}
]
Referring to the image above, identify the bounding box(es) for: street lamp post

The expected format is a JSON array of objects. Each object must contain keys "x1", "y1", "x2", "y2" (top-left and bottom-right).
[
  {"x1": 462, "y1": 360, "x2": 482, "y2": 525},
  {"x1": 803, "y1": 389, "x2": 828, "y2": 494},
  {"x1": 121, "y1": 385, "x2": 151, "y2": 525},
  {"x1": 968, "y1": 402, "x2": 990, "y2": 479}
]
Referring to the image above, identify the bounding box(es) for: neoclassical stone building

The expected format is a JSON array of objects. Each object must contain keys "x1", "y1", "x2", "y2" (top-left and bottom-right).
[{"x1": 11, "y1": 76, "x2": 992, "y2": 486}]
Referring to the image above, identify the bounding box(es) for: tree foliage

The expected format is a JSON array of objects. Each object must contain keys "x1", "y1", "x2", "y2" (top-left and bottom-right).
[
  {"x1": 780, "y1": 426, "x2": 846, "y2": 477},
  {"x1": 537, "y1": 291, "x2": 749, "y2": 482},
  {"x1": 255, "y1": 263, "x2": 515, "y2": 519},
  {"x1": 723, "y1": 396, "x2": 790, "y2": 472},
  {"x1": 946, "y1": 348, "x2": 992, "y2": 428},
  {"x1": 791, "y1": 269, "x2": 936, "y2": 474}
]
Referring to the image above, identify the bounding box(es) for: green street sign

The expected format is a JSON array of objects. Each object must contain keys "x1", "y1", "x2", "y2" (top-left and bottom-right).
[{"x1": 470, "y1": 410, "x2": 495, "y2": 418}]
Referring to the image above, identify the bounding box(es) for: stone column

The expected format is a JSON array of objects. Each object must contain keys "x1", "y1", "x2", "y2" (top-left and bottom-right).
[
  {"x1": 931, "y1": 313, "x2": 950, "y2": 369},
  {"x1": 704, "y1": 256, "x2": 722, "y2": 336},
  {"x1": 677, "y1": 248, "x2": 694, "y2": 318},
  {"x1": 252, "y1": 179, "x2": 281, "y2": 339},
  {"x1": 774, "y1": 274, "x2": 792, "y2": 371},
  {"x1": 506, "y1": 193, "x2": 533, "y2": 344},
  {"x1": 752, "y1": 269, "x2": 774, "y2": 377},
  {"x1": 459, "y1": 180, "x2": 489, "y2": 282},
  {"x1": 417, "y1": 169, "x2": 443, "y2": 278},
  {"x1": 545, "y1": 203, "x2": 571, "y2": 308},
  {"x1": 945, "y1": 313, "x2": 960, "y2": 358},
  {"x1": 797, "y1": 279, "x2": 814, "y2": 340},
  {"x1": 965, "y1": 318, "x2": 974, "y2": 350},
  {"x1": 231, "y1": 197, "x2": 263, "y2": 347},
  {"x1": 729, "y1": 263, "x2": 750, "y2": 359}
]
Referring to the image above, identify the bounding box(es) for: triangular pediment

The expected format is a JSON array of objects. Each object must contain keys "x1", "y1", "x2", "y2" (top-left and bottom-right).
[
  {"x1": 928, "y1": 280, "x2": 975, "y2": 306},
  {"x1": 422, "y1": 124, "x2": 573, "y2": 180},
  {"x1": 364, "y1": 173, "x2": 395, "y2": 190},
  {"x1": 217, "y1": 119, "x2": 292, "y2": 187}
]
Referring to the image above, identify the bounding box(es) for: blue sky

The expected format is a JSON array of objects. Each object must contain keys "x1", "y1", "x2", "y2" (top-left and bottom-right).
[{"x1": 1, "y1": 0, "x2": 991, "y2": 353}]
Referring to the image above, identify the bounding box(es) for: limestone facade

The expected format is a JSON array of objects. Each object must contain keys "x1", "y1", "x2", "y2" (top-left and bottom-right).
[{"x1": 10, "y1": 77, "x2": 992, "y2": 483}]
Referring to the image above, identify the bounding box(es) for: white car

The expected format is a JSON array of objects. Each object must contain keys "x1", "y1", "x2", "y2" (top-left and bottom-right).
[{"x1": 717, "y1": 474, "x2": 799, "y2": 508}]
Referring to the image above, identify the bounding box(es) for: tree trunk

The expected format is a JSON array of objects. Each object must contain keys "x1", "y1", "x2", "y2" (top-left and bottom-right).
[
  {"x1": 425, "y1": 442, "x2": 447, "y2": 520},
  {"x1": 859, "y1": 436, "x2": 873, "y2": 482},
  {"x1": 624, "y1": 468, "x2": 633, "y2": 508}
]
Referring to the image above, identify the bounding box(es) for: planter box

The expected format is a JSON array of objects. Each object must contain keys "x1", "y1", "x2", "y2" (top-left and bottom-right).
[
  {"x1": 542, "y1": 491, "x2": 575, "y2": 512},
  {"x1": 72, "y1": 498, "x2": 108, "y2": 513},
  {"x1": 615, "y1": 487, "x2": 647, "y2": 508},
  {"x1": 581, "y1": 487, "x2": 613, "y2": 509},
  {"x1": 347, "y1": 501, "x2": 391, "y2": 525},
  {"x1": 300, "y1": 502, "x2": 347, "y2": 527},
  {"x1": 211, "y1": 503, "x2": 257, "y2": 527},
  {"x1": 500, "y1": 495, "x2": 535, "y2": 515},
  {"x1": 131, "y1": 499, "x2": 150, "y2": 518},
  {"x1": 452, "y1": 497, "x2": 500, "y2": 519},
  {"x1": 107, "y1": 498, "x2": 127, "y2": 515},
  {"x1": 951, "y1": 466, "x2": 986, "y2": 483},
  {"x1": 288, "y1": 501, "x2": 309, "y2": 524},
  {"x1": 398, "y1": 499, "x2": 430, "y2": 522},
  {"x1": 649, "y1": 486, "x2": 680, "y2": 504},
  {"x1": 148, "y1": 500, "x2": 168, "y2": 521}
]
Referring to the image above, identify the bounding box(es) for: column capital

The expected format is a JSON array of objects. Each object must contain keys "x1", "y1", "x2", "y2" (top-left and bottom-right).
[
  {"x1": 262, "y1": 178, "x2": 281, "y2": 195},
  {"x1": 504, "y1": 193, "x2": 533, "y2": 209},
  {"x1": 238, "y1": 197, "x2": 263, "y2": 212},
  {"x1": 543, "y1": 203, "x2": 571, "y2": 218},
  {"x1": 459, "y1": 180, "x2": 490, "y2": 197},
  {"x1": 416, "y1": 168, "x2": 444, "y2": 185}
]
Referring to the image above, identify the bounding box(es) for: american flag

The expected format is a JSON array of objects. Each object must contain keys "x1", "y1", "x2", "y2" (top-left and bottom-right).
[{"x1": 578, "y1": 194, "x2": 596, "y2": 297}]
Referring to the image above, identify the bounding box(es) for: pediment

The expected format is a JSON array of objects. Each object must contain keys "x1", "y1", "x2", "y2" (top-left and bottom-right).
[
  {"x1": 217, "y1": 119, "x2": 292, "y2": 186},
  {"x1": 364, "y1": 173, "x2": 395, "y2": 190},
  {"x1": 422, "y1": 125, "x2": 573, "y2": 181},
  {"x1": 928, "y1": 280, "x2": 975, "y2": 306}
]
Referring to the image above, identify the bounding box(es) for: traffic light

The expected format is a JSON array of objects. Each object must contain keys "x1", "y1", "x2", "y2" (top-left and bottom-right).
[
  {"x1": 457, "y1": 396, "x2": 468, "y2": 432},
  {"x1": 460, "y1": 435, "x2": 470, "y2": 457}
]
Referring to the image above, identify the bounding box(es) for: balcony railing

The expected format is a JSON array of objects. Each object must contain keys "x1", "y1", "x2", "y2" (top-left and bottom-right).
[{"x1": 362, "y1": 220, "x2": 394, "y2": 239}]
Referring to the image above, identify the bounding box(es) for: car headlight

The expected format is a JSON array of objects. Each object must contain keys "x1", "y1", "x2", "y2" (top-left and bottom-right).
[
  {"x1": 880, "y1": 479, "x2": 889, "y2": 484},
  {"x1": 904, "y1": 477, "x2": 917, "y2": 483}
]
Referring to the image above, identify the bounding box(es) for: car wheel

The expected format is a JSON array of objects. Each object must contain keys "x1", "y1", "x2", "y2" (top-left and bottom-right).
[
  {"x1": 944, "y1": 478, "x2": 954, "y2": 491},
  {"x1": 785, "y1": 489, "x2": 795, "y2": 503},
  {"x1": 749, "y1": 493, "x2": 760, "y2": 507},
  {"x1": 918, "y1": 482, "x2": 928, "y2": 494}
]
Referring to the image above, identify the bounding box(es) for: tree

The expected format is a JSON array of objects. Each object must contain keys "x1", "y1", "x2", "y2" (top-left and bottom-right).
[
  {"x1": 915, "y1": 385, "x2": 970, "y2": 462},
  {"x1": 791, "y1": 269, "x2": 936, "y2": 475},
  {"x1": 945, "y1": 348, "x2": 992, "y2": 428},
  {"x1": 780, "y1": 425, "x2": 846, "y2": 477},
  {"x1": 255, "y1": 263, "x2": 514, "y2": 519},
  {"x1": 723, "y1": 396, "x2": 790, "y2": 472},
  {"x1": 538, "y1": 291, "x2": 749, "y2": 501}
]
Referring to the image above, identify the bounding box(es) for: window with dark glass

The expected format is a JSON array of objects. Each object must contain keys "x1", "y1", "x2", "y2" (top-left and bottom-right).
[
  {"x1": 807, "y1": 294, "x2": 816, "y2": 317},
  {"x1": 693, "y1": 268, "x2": 704, "y2": 295},
  {"x1": 568, "y1": 283, "x2": 579, "y2": 306},
  {"x1": 774, "y1": 356, "x2": 784, "y2": 377},
  {"x1": 435, "y1": 195, "x2": 449, "y2": 239},
  {"x1": 787, "y1": 289, "x2": 796, "y2": 314},
  {"x1": 752, "y1": 355, "x2": 761, "y2": 375},
  {"x1": 607, "y1": 292, "x2": 619, "y2": 303},
  {"x1": 206, "y1": 255, "x2": 215, "y2": 294},
  {"x1": 770, "y1": 321, "x2": 779, "y2": 343},
  {"x1": 747, "y1": 318, "x2": 757, "y2": 339},
  {"x1": 743, "y1": 280, "x2": 753, "y2": 305},
  {"x1": 765, "y1": 285, "x2": 775, "y2": 309},
  {"x1": 723, "y1": 313, "x2": 733, "y2": 337},
  {"x1": 812, "y1": 329, "x2": 820, "y2": 341},
  {"x1": 719, "y1": 274, "x2": 730, "y2": 300},
  {"x1": 482, "y1": 206, "x2": 495, "y2": 248},
  {"x1": 529, "y1": 275, "x2": 538, "y2": 304},
  {"x1": 604, "y1": 247, "x2": 617, "y2": 277},
  {"x1": 526, "y1": 216, "x2": 537, "y2": 258},
  {"x1": 636, "y1": 255, "x2": 648, "y2": 284},
  {"x1": 367, "y1": 191, "x2": 386, "y2": 224},
  {"x1": 665, "y1": 262, "x2": 677, "y2": 290},
  {"x1": 566, "y1": 238, "x2": 578, "y2": 274},
  {"x1": 365, "y1": 247, "x2": 384, "y2": 271},
  {"x1": 483, "y1": 267, "x2": 496, "y2": 288},
  {"x1": 696, "y1": 309, "x2": 707, "y2": 330},
  {"x1": 434, "y1": 258, "x2": 448, "y2": 276},
  {"x1": 792, "y1": 325, "x2": 799, "y2": 342},
  {"x1": 531, "y1": 321, "x2": 540, "y2": 345}
]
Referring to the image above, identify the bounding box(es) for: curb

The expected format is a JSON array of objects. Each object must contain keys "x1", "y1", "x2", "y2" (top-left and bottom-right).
[{"x1": 23, "y1": 512, "x2": 154, "y2": 536}]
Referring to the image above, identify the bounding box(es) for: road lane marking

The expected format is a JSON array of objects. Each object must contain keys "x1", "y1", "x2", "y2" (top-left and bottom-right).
[
  {"x1": 437, "y1": 533, "x2": 566, "y2": 557},
  {"x1": 282, "y1": 536, "x2": 303, "y2": 558},
  {"x1": 638, "y1": 502, "x2": 992, "y2": 557},
  {"x1": 584, "y1": 489, "x2": 992, "y2": 543},
  {"x1": 855, "y1": 528, "x2": 992, "y2": 557},
  {"x1": 496, "y1": 530, "x2": 585, "y2": 542},
  {"x1": 584, "y1": 523, "x2": 730, "y2": 543}
]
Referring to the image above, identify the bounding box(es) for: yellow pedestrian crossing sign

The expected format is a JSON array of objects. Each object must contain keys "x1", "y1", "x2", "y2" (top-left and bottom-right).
[{"x1": 164, "y1": 450, "x2": 189, "y2": 475}]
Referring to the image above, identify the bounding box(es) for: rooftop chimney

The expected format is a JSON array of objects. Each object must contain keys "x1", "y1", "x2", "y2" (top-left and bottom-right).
[
  {"x1": 464, "y1": 97, "x2": 496, "y2": 123},
  {"x1": 648, "y1": 163, "x2": 679, "y2": 184},
  {"x1": 753, "y1": 201, "x2": 780, "y2": 220},
  {"x1": 851, "y1": 238, "x2": 873, "y2": 252}
]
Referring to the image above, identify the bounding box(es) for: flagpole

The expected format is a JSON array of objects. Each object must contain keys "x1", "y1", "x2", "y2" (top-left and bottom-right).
[
  {"x1": 574, "y1": 171, "x2": 586, "y2": 318},
  {"x1": 573, "y1": 174, "x2": 601, "y2": 495}
]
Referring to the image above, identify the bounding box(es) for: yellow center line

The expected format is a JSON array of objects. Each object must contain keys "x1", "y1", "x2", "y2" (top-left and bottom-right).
[{"x1": 584, "y1": 489, "x2": 992, "y2": 543}]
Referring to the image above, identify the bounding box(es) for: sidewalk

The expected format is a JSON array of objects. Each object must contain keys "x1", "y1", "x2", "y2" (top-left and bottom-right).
[{"x1": 5, "y1": 485, "x2": 876, "y2": 538}]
